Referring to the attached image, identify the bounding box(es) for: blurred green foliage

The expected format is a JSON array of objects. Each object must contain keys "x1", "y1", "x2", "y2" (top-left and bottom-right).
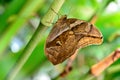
[{"x1": 0, "y1": 0, "x2": 120, "y2": 80}]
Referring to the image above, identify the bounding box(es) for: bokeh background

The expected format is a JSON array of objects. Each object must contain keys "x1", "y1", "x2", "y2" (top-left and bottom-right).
[{"x1": 0, "y1": 0, "x2": 120, "y2": 80}]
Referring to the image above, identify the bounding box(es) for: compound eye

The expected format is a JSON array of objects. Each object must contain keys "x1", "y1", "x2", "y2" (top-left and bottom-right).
[{"x1": 56, "y1": 41, "x2": 62, "y2": 46}]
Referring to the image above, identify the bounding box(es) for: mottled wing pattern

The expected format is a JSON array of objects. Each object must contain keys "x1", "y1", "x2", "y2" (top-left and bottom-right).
[{"x1": 45, "y1": 16, "x2": 103, "y2": 65}]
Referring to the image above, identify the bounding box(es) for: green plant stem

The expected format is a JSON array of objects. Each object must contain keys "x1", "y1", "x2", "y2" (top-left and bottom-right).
[
  {"x1": 6, "y1": 24, "x2": 47, "y2": 80},
  {"x1": 0, "y1": 0, "x2": 44, "y2": 56},
  {"x1": 6, "y1": 0, "x2": 65, "y2": 80},
  {"x1": 41, "y1": 0, "x2": 65, "y2": 26}
]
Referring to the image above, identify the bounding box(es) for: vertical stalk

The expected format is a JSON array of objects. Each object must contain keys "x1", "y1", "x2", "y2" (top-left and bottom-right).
[{"x1": 6, "y1": 0, "x2": 66, "y2": 80}]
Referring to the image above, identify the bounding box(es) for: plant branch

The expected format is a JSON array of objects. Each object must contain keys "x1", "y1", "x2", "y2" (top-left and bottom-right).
[
  {"x1": 90, "y1": 48, "x2": 120, "y2": 76},
  {"x1": 60, "y1": 49, "x2": 79, "y2": 77},
  {"x1": 6, "y1": 0, "x2": 65, "y2": 80}
]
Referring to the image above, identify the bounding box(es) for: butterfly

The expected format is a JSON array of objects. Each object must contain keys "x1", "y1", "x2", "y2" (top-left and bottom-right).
[{"x1": 45, "y1": 15, "x2": 103, "y2": 65}]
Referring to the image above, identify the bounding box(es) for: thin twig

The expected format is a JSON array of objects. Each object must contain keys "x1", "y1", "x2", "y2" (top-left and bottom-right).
[
  {"x1": 60, "y1": 49, "x2": 79, "y2": 77},
  {"x1": 89, "y1": 13, "x2": 97, "y2": 24},
  {"x1": 90, "y1": 48, "x2": 120, "y2": 76}
]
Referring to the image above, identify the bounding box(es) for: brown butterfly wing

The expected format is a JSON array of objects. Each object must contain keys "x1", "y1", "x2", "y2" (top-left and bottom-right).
[{"x1": 45, "y1": 16, "x2": 103, "y2": 65}]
